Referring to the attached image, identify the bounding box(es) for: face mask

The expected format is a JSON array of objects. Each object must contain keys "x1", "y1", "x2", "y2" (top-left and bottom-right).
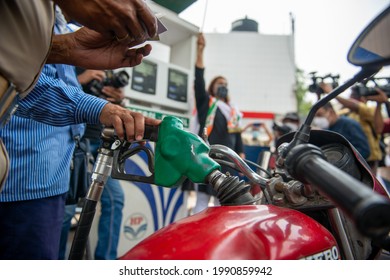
[
  {"x1": 252, "y1": 130, "x2": 260, "y2": 140},
  {"x1": 216, "y1": 85, "x2": 228, "y2": 99},
  {"x1": 284, "y1": 122, "x2": 298, "y2": 131},
  {"x1": 312, "y1": 116, "x2": 330, "y2": 129}
]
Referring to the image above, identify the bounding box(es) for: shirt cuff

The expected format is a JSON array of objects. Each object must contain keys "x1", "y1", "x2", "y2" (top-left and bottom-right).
[{"x1": 75, "y1": 94, "x2": 108, "y2": 124}]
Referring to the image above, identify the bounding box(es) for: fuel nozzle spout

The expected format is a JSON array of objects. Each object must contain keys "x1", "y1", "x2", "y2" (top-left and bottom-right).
[{"x1": 207, "y1": 170, "x2": 257, "y2": 206}]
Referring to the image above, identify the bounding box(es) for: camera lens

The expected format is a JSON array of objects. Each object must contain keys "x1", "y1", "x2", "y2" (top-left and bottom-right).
[
  {"x1": 309, "y1": 84, "x2": 323, "y2": 94},
  {"x1": 111, "y1": 71, "x2": 130, "y2": 88}
]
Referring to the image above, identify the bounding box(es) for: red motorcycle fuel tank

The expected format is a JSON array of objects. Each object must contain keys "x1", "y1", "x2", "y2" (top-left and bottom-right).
[{"x1": 120, "y1": 205, "x2": 339, "y2": 260}]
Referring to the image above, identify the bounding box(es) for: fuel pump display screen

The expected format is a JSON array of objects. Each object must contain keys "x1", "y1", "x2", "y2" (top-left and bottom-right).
[
  {"x1": 167, "y1": 68, "x2": 188, "y2": 103},
  {"x1": 131, "y1": 60, "x2": 157, "y2": 95}
]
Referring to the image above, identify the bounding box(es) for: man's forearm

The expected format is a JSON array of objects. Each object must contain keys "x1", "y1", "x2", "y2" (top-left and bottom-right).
[
  {"x1": 374, "y1": 103, "x2": 384, "y2": 134},
  {"x1": 336, "y1": 96, "x2": 359, "y2": 111},
  {"x1": 196, "y1": 50, "x2": 204, "y2": 68},
  {"x1": 47, "y1": 34, "x2": 73, "y2": 65}
]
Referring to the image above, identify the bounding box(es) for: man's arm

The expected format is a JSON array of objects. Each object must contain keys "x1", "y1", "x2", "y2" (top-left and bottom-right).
[
  {"x1": 320, "y1": 82, "x2": 360, "y2": 112},
  {"x1": 196, "y1": 33, "x2": 205, "y2": 69},
  {"x1": 16, "y1": 70, "x2": 160, "y2": 141},
  {"x1": 335, "y1": 96, "x2": 360, "y2": 112},
  {"x1": 366, "y1": 88, "x2": 388, "y2": 134},
  {"x1": 15, "y1": 70, "x2": 108, "y2": 126}
]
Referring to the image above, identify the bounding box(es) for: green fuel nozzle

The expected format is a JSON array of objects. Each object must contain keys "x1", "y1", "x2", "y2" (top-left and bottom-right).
[
  {"x1": 110, "y1": 116, "x2": 256, "y2": 205},
  {"x1": 154, "y1": 116, "x2": 220, "y2": 187}
]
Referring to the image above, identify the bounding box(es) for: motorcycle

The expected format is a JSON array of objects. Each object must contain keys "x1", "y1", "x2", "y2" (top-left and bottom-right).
[{"x1": 69, "y1": 5, "x2": 390, "y2": 260}]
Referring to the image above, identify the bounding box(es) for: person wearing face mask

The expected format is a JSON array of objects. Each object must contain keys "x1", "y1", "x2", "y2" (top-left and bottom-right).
[
  {"x1": 313, "y1": 102, "x2": 370, "y2": 160},
  {"x1": 272, "y1": 112, "x2": 300, "y2": 148},
  {"x1": 320, "y1": 82, "x2": 387, "y2": 175},
  {"x1": 192, "y1": 33, "x2": 245, "y2": 214},
  {"x1": 242, "y1": 122, "x2": 273, "y2": 146},
  {"x1": 282, "y1": 112, "x2": 300, "y2": 131}
]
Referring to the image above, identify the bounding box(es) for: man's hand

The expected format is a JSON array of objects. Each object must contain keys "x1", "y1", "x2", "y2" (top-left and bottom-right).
[
  {"x1": 197, "y1": 33, "x2": 206, "y2": 52},
  {"x1": 54, "y1": 0, "x2": 157, "y2": 41},
  {"x1": 48, "y1": 27, "x2": 152, "y2": 69},
  {"x1": 196, "y1": 33, "x2": 206, "y2": 68},
  {"x1": 319, "y1": 82, "x2": 333, "y2": 94},
  {"x1": 365, "y1": 88, "x2": 388, "y2": 103},
  {"x1": 99, "y1": 103, "x2": 161, "y2": 141},
  {"x1": 101, "y1": 86, "x2": 125, "y2": 104},
  {"x1": 77, "y1": 69, "x2": 106, "y2": 85}
]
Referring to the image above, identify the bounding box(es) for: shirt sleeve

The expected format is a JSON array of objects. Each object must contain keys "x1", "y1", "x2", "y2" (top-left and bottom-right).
[
  {"x1": 349, "y1": 122, "x2": 371, "y2": 160},
  {"x1": 15, "y1": 70, "x2": 108, "y2": 126},
  {"x1": 194, "y1": 66, "x2": 210, "y2": 132},
  {"x1": 357, "y1": 102, "x2": 375, "y2": 122},
  {"x1": 234, "y1": 132, "x2": 244, "y2": 154}
]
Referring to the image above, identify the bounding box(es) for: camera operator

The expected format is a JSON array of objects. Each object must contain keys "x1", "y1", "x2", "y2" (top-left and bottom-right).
[
  {"x1": 79, "y1": 69, "x2": 129, "y2": 105},
  {"x1": 308, "y1": 72, "x2": 339, "y2": 100},
  {"x1": 320, "y1": 82, "x2": 388, "y2": 174}
]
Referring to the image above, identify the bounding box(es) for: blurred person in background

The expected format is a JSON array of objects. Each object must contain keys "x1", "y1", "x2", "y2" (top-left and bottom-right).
[
  {"x1": 242, "y1": 122, "x2": 274, "y2": 147},
  {"x1": 313, "y1": 102, "x2": 370, "y2": 160},
  {"x1": 192, "y1": 33, "x2": 244, "y2": 214},
  {"x1": 272, "y1": 112, "x2": 300, "y2": 146},
  {"x1": 321, "y1": 82, "x2": 387, "y2": 174}
]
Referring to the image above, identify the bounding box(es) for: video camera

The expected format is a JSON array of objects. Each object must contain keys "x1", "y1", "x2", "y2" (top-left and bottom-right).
[
  {"x1": 351, "y1": 77, "x2": 390, "y2": 97},
  {"x1": 87, "y1": 70, "x2": 130, "y2": 99},
  {"x1": 272, "y1": 122, "x2": 292, "y2": 136},
  {"x1": 308, "y1": 72, "x2": 340, "y2": 95}
]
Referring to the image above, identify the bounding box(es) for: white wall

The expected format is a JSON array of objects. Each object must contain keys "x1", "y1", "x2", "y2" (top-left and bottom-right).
[{"x1": 201, "y1": 32, "x2": 296, "y2": 116}]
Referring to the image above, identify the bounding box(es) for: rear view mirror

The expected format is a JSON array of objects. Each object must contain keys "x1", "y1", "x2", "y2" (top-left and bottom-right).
[{"x1": 348, "y1": 5, "x2": 390, "y2": 68}]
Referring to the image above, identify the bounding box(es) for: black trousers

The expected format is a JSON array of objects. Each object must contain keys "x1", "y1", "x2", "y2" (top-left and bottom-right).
[{"x1": 0, "y1": 193, "x2": 66, "y2": 260}]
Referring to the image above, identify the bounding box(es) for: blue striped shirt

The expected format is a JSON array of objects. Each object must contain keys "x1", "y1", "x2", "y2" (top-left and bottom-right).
[
  {"x1": 15, "y1": 70, "x2": 107, "y2": 126},
  {"x1": 0, "y1": 66, "x2": 89, "y2": 201},
  {"x1": 0, "y1": 11, "x2": 108, "y2": 202},
  {"x1": 0, "y1": 61, "x2": 109, "y2": 201}
]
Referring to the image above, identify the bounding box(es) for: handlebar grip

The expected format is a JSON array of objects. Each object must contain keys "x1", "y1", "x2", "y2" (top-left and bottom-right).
[
  {"x1": 285, "y1": 144, "x2": 390, "y2": 238},
  {"x1": 143, "y1": 124, "x2": 159, "y2": 142}
]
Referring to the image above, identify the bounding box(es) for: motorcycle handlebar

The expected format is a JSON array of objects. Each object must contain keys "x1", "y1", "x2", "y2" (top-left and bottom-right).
[
  {"x1": 285, "y1": 144, "x2": 390, "y2": 239},
  {"x1": 209, "y1": 144, "x2": 269, "y2": 187}
]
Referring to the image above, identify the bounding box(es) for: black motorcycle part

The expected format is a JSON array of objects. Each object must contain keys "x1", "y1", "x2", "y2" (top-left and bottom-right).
[
  {"x1": 285, "y1": 143, "x2": 390, "y2": 239},
  {"x1": 321, "y1": 143, "x2": 361, "y2": 180},
  {"x1": 277, "y1": 130, "x2": 373, "y2": 186},
  {"x1": 208, "y1": 171, "x2": 257, "y2": 206}
]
